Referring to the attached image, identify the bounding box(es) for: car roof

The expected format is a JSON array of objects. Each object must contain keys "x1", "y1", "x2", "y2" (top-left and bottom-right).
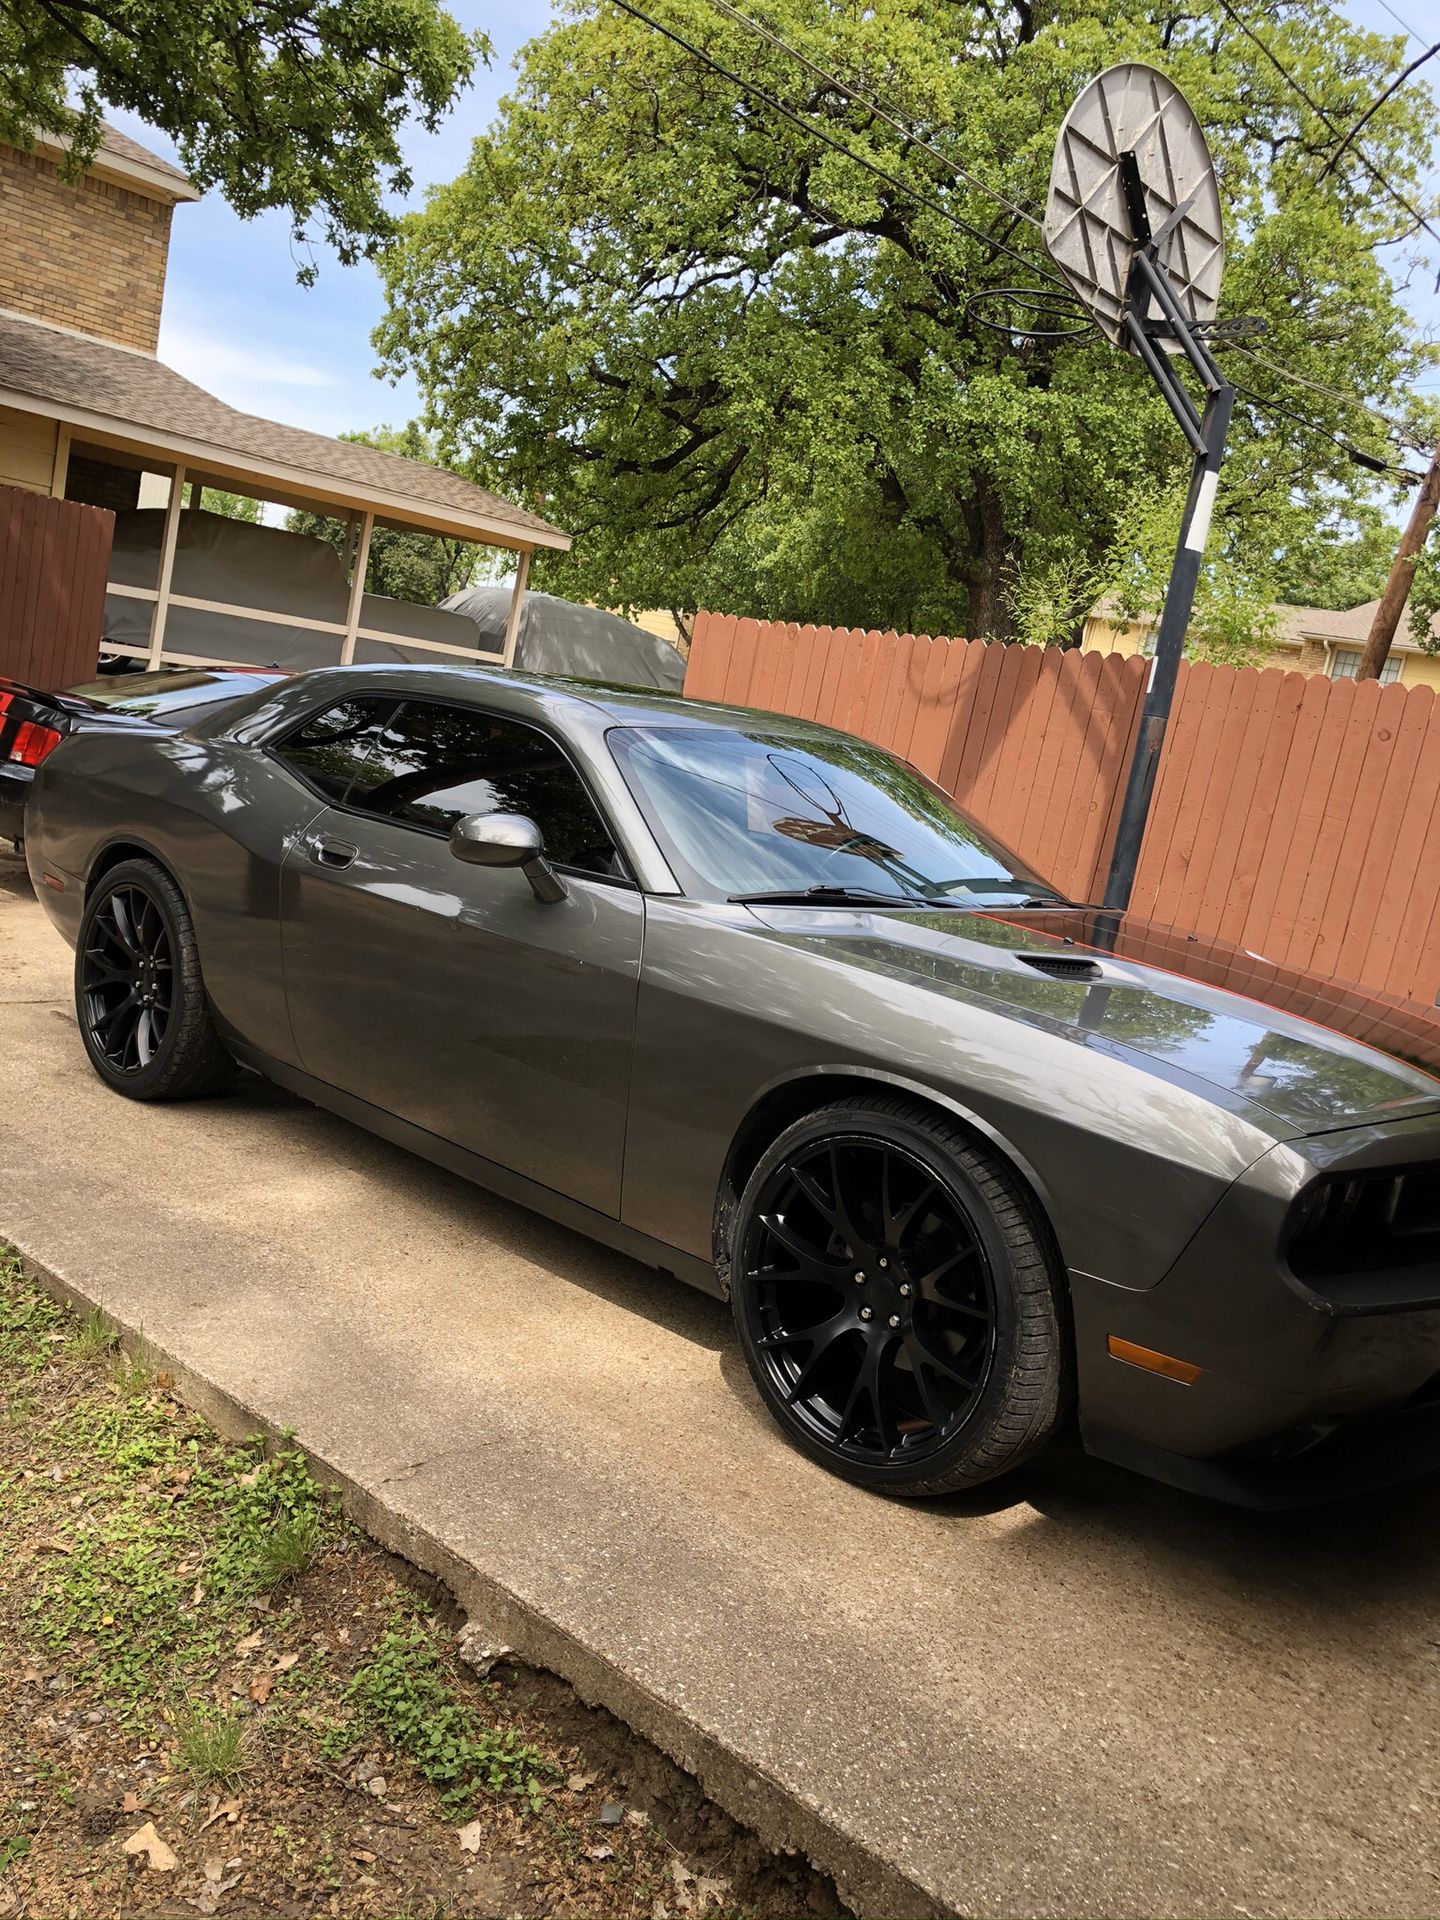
[{"x1": 282, "y1": 661, "x2": 852, "y2": 744}]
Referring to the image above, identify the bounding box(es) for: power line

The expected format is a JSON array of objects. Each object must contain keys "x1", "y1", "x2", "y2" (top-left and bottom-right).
[
  {"x1": 603, "y1": 0, "x2": 1067, "y2": 287},
  {"x1": 1213, "y1": 0, "x2": 1440, "y2": 257},
  {"x1": 697, "y1": 0, "x2": 1044, "y2": 232},
  {"x1": 1318, "y1": 37, "x2": 1440, "y2": 182},
  {"x1": 1229, "y1": 341, "x2": 1433, "y2": 451},
  {"x1": 1233, "y1": 381, "x2": 1426, "y2": 480},
  {"x1": 1371, "y1": 0, "x2": 1427, "y2": 51}
]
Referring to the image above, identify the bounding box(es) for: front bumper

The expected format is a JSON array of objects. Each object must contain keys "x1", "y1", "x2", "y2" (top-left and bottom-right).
[{"x1": 1071, "y1": 1112, "x2": 1440, "y2": 1504}]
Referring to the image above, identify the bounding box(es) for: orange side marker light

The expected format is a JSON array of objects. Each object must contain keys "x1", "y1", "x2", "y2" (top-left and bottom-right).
[{"x1": 1107, "y1": 1336, "x2": 1202, "y2": 1385}]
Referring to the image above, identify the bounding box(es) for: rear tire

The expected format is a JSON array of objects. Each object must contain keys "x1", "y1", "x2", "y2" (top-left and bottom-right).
[
  {"x1": 75, "y1": 858, "x2": 234, "y2": 1101},
  {"x1": 730, "y1": 1096, "x2": 1069, "y2": 1496}
]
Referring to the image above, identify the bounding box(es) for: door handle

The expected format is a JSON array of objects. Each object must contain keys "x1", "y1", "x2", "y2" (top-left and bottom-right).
[{"x1": 309, "y1": 834, "x2": 358, "y2": 870}]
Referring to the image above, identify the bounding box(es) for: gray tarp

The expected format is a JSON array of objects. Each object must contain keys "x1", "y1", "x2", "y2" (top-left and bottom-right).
[
  {"x1": 103, "y1": 509, "x2": 492, "y2": 669},
  {"x1": 103, "y1": 512, "x2": 687, "y2": 690},
  {"x1": 442, "y1": 585, "x2": 686, "y2": 690}
]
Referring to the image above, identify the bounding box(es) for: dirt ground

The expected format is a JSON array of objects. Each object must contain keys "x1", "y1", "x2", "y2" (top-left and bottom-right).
[{"x1": 0, "y1": 1249, "x2": 847, "y2": 1920}]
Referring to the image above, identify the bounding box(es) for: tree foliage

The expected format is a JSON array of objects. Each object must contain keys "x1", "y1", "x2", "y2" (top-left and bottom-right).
[
  {"x1": 0, "y1": 0, "x2": 482, "y2": 278},
  {"x1": 377, "y1": 0, "x2": 1440, "y2": 643},
  {"x1": 286, "y1": 423, "x2": 487, "y2": 602},
  {"x1": 199, "y1": 488, "x2": 260, "y2": 524}
]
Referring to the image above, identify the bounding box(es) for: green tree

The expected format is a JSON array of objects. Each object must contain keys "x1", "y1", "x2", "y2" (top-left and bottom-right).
[
  {"x1": 199, "y1": 488, "x2": 260, "y2": 523},
  {"x1": 286, "y1": 423, "x2": 485, "y2": 602},
  {"x1": 0, "y1": 0, "x2": 483, "y2": 279},
  {"x1": 376, "y1": 0, "x2": 1440, "y2": 641}
]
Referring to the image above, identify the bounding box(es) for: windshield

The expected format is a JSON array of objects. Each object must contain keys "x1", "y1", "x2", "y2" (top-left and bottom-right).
[{"x1": 608, "y1": 724, "x2": 1059, "y2": 905}]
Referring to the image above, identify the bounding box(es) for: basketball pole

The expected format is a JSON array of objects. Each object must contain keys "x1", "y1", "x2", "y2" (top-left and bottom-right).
[{"x1": 1100, "y1": 150, "x2": 1235, "y2": 913}]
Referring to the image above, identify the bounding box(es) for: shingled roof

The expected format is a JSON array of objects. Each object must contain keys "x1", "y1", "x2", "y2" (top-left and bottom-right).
[{"x1": 0, "y1": 308, "x2": 569, "y2": 550}]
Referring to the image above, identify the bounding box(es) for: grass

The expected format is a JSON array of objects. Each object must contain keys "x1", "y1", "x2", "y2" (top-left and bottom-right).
[
  {"x1": 170, "y1": 1701, "x2": 252, "y2": 1792},
  {"x1": 252, "y1": 1507, "x2": 325, "y2": 1589},
  {"x1": 0, "y1": 1244, "x2": 836, "y2": 1920},
  {"x1": 66, "y1": 1306, "x2": 118, "y2": 1364}
]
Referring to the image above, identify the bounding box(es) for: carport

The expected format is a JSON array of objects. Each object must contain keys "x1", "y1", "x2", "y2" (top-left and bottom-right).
[{"x1": 0, "y1": 308, "x2": 570, "y2": 672}]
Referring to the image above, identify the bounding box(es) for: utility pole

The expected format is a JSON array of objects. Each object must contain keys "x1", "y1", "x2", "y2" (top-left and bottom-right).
[{"x1": 1357, "y1": 441, "x2": 1440, "y2": 681}]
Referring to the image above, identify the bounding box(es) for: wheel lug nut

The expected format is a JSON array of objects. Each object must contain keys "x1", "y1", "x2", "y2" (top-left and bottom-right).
[
  {"x1": 887, "y1": 1314, "x2": 901, "y2": 1329},
  {"x1": 858, "y1": 1306, "x2": 873, "y2": 1321},
  {"x1": 899, "y1": 1283, "x2": 913, "y2": 1297},
  {"x1": 878, "y1": 1256, "x2": 889, "y2": 1269},
  {"x1": 853, "y1": 1270, "x2": 866, "y2": 1284}
]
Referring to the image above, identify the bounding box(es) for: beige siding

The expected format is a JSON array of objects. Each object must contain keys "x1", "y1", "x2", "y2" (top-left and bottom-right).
[
  {"x1": 0, "y1": 403, "x2": 58, "y2": 492},
  {"x1": 1080, "y1": 615, "x2": 1146, "y2": 657}
]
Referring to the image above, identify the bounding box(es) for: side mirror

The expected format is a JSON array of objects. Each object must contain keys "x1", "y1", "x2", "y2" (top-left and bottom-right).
[{"x1": 449, "y1": 811, "x2": 568, "y2": 904}]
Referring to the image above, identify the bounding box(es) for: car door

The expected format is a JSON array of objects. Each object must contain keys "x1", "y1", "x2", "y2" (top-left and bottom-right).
[{"x1": 276, "y1": 692, "x2": 644, "y2": 1217}]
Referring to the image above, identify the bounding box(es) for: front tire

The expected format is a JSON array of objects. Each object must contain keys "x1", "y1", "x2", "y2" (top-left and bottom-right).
[
  {"x1": 730, "y1": 1097, "x2": 1069, "y2": 1496},
  {"x1": 75, "y1": 858, "x2": 234, "y2": 1101}
]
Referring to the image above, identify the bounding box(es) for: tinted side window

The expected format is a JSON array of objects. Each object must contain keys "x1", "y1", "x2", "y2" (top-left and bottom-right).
[
  {"x1": 352, "y1": 701, "x2": 622, "y2": 876},
  {"x1": 271, "y1": 696, "x2": 399, "y2": 804}
]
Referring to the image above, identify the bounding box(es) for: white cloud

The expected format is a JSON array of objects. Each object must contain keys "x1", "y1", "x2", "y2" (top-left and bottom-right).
[{"x1": 158, "y1": 319, "x2": 336, "y2": 397}]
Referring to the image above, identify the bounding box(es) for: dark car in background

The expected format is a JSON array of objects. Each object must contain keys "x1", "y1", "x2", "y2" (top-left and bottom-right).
[{"x1": 0, "y1": 668, "x2": 283, "y2": 846}]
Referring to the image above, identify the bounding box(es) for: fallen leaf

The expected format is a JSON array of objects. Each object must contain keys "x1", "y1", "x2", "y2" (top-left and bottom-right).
[
  {"x1": 122, "y1": 1822, "x2": 179, "y2": 1872},
  {"x1": 456, "y1": 1821, "x2": 482, "y2": 1854},
  {"x1": 247, "y1": 1673, "x2": 273, "y2": 1705},
  {"x1": 122, "y1": 1791, "x2": 145, "y2": 1814},
  {"x1": 351, "y1": 1849, "x2": 376, "y2": 1865},
  {"x1": 625, "y1": 1809, "x2": 650, "y2": 1828},
  {"x1": 197, "y1": 1799, "x2": 241, "y2": 1833},
  {"x1": 36, "y1": 1539, "x2": 72, "y2": 1556},
  {"x1": 273, "y1": 1653, "x2": 299, "y2": 1673},
  {"x1": 154, "y1": 1370, "x2": 174, "y2": 1390},
  {"x1": 232, "y1": 1630, "x2": 263, "y2": 1657},
  {"x1": 587, "y1": 1845, "x2": 615, "y2": 1862},
  {"x1": 203, "y1": 1856, "x2": 226, "y2": 1883},
  {"x1": 235, "y1": 1467, "x2": 262, "y2": 1487},
  {"x1": 566, "y1": 1772, "x2": 596, "y2": 1793}
]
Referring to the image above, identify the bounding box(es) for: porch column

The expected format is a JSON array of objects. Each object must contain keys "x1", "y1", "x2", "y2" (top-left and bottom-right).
[
  {"x1": 147, "y1": 462, "x2": 187, "y2": 668},
  {"x1": 501, "y1": 548, "x2": 531, "y2": 667},
  {"x1": 339, "y1": 511, "x2": 374, "y2": 665}
]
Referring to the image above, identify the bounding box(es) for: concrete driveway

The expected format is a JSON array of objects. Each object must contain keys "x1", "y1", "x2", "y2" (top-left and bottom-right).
[{"x1": 3, "y1": 853, "x2": 1437, "y2": 1919}]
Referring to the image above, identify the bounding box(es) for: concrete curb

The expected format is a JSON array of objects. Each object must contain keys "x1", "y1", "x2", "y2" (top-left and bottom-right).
[{"x1": 12, "y1": 1235, "x2": 944, "y2": 1920}]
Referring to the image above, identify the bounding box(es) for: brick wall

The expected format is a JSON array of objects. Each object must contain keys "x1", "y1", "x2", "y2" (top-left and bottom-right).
[
  {"x1": 0, "y1": 145, "x2": 173, "y2": 352},
  {"x1": 65, "y1": 454, "x2": 141, "y2": 513}
]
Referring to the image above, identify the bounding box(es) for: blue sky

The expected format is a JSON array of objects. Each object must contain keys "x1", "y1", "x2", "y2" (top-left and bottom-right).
[{"x1": 110, "y1": 0, "x2": 1440, "y2": 443}]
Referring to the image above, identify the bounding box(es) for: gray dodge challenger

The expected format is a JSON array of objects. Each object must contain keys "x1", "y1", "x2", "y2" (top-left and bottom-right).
[{"x1": 24, "y1": 665, "x2": 1440, "y2": 1505}]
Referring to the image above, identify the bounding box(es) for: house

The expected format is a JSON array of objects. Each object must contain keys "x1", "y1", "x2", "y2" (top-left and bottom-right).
[
  {"x1": 1082, "y1": 597, "x2": 1440, "y2": 690},
  {"x1": 0, "y1": 123, "x2": 569, "y2": 675}
]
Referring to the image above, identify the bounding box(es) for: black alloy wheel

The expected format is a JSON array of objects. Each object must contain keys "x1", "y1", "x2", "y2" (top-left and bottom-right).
[
  {"x1": 731, "y1": 1097, "x2": 1068, "y2": 1495},
  {"x1": 81, "y1": 881, "x2": 173, "y2": 1075},
  {"x1": 75, "y1": 858, "x2": 234, "y2": 1101}
]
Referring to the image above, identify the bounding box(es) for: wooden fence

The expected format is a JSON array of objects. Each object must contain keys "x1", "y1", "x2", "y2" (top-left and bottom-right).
[
  {"x1": 685, "y1": 611, "x2": 1440, "y2": 1013},
  {"x1": 0, "y1": 484, "x2": 114, "y2": 689}
]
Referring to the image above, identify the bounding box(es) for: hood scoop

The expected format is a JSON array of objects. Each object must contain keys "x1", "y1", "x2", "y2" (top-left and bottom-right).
[{"x1": 1014, "y1": 951, "x2": 1103, "y2": 982}]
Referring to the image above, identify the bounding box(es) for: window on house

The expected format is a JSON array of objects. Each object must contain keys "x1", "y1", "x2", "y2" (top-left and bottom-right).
[{"x1": 1329, "y1": 649, "x2": 1402, "y2": 686}]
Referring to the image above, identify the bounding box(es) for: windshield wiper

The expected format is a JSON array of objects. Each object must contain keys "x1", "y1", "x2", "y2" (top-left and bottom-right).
[{"x1": 729, "y1": 886, "x2": 959, "y2": 909}]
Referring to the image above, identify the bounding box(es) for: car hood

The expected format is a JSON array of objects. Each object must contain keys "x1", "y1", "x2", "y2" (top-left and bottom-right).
[{"x1": 746, "y1": 901, "x2": 1440, "y2": 1134}]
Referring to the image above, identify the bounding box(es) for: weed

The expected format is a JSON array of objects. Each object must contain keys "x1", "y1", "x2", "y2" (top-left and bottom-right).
[
  {"x1": 67, "y1": 1309, "x2": 118, "y2": 1365},
  {"x1": 106, "y1": 1347, "x2": 154, "y2": 1397},
  {"x1": 251, "y1": 1507, "x2": 324, "y2": 1590},
  {"x1": 347, "y1": 1612, "x2": 554, "y2": 1814},
  {"x1": 170, "y1": 1700, "x2": 252, "y2": 1791}
]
